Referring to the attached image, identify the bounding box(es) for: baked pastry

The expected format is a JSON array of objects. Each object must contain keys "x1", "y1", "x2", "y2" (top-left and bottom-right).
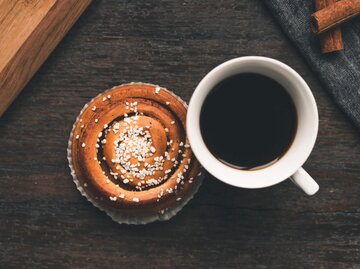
[{"x1": 68, "y1": 83, "x2": 202, "y2": 224}]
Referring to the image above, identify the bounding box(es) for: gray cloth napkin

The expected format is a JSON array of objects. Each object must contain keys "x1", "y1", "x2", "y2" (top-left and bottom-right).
[{"x1": 264, "y1": 0, "x2": 360, "y2": 131}]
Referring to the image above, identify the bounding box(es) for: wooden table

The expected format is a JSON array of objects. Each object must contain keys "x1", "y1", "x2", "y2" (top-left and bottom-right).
[{"x1": 0, "y1": 1, "x2": 359, "y2": 268}]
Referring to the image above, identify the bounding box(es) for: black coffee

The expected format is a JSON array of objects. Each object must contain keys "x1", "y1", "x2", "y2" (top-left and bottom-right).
[{"x1": 200, "y1": 73, "x2": 297, "y2": 170}]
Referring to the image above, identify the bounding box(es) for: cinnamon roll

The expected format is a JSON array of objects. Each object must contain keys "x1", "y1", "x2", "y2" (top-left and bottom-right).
[{"x1": 68, "y1": 83, "x2": 203, "y2": 224}]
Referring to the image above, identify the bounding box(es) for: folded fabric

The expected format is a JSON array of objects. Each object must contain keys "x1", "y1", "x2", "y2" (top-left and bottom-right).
[{"x1": 264, "y1": 0, "x2": 360, "y2": 131}]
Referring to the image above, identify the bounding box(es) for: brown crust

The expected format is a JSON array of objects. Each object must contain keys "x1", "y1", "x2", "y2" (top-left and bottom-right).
[{"x1": 70, "y1": 83, "x2": 201, "y2": 214}]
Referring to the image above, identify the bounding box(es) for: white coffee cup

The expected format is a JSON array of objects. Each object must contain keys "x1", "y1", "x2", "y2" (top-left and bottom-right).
[{"x1": 187, "y1": 56, "x2": 319, "y2": 195}]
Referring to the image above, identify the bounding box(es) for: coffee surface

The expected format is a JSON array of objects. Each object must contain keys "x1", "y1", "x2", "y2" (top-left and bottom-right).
[{"x1": 200, "y1": 73, "x2": 297, "y2": 170}]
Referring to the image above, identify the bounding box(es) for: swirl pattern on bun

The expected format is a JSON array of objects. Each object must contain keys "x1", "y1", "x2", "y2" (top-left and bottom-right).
[{"x1": 68, "y1": 83, "x2": 202, "y2": 222}]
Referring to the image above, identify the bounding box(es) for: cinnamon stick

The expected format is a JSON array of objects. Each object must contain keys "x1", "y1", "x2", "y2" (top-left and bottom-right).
[
  {"x1": 315, "y1": 0, "x2": 344, "y2": 53},
  {"x1": 311, "y1": 0, "x2": 360, "y2": 34}
]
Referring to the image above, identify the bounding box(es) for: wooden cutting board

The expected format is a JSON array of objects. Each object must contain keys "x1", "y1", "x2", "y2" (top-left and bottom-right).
[{"x1": 0, "y1": 0, "x2": 91, "y2": 117}]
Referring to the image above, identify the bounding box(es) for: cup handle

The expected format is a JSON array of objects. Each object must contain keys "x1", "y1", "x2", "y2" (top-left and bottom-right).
[{"x1": 290, "y1": 167, "x2": 319, "y2": 196}]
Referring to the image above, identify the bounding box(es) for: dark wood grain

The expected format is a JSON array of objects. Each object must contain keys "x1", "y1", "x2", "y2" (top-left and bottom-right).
[{"x1": 0, "y1": 0, "x2": 359, "y2": 268}]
